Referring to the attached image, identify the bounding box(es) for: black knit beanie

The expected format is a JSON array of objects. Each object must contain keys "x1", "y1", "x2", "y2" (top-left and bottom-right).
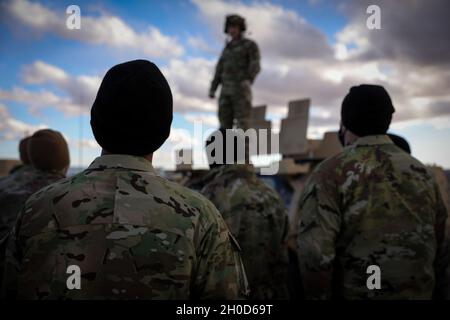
[
  {"x1": 91, "y1": 60, "x2": 173, "y2": 155},
  {"x1": 341, "y1": 84, "x2": 395, "y2": 136}
]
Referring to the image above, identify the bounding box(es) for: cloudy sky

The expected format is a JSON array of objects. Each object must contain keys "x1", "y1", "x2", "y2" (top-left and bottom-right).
[{"x1": 0, "y1": 0, "x2": 449, "y2": 170}]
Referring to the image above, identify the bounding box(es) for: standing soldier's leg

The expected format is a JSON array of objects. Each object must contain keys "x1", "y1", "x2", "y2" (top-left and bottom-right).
[
  {"x1": 232, "y1": 90, "x2": 252, "y2": 162},
  {"x1": 233, "y1": 89, "x2": 252, "y2": 131},
  {"x1": 218, "y1": 94, "x2": 234, "y2": 129}
]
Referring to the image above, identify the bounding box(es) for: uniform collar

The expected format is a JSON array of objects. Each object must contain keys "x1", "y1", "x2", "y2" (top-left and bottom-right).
[
  {"x1": 227, "y1": 36, "x2": 245, "y2": 45},
  {"x1": 352, "y1": 135, "x2": 393, "y2": 147},
  {"x1": 14, "y1": 164, "x2": 33, "y2": 174},
  {"x1": 33, "y1": 168, "x2": 65, "y2": 178},
  {"x1": 87, "y1": 154, "x2": 156, "y2": 174}
]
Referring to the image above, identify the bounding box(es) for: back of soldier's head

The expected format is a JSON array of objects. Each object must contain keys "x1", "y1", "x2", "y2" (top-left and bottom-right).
[
  {"x1": 90, "y1": 60, "x2": 173, "y2": 156},
  {"x1": 205, "y1": 128, "x2": 246, "y2": 168},
  {"x1": 388, "y1": 133, "x2": 411, "y2": 154},
  {"x1": 28, "y1": 129, "x2": 70, "y2": 173},
  {"x1": 341, "y1": 84, "x2": 395, "y2": 136},
  {"x1": 19, "y1": 136, "x2": 31, "y2": 165}
]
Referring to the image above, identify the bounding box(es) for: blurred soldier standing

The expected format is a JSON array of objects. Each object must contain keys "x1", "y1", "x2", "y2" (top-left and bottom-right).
[
  {"x1": 7, "y1": 137, "x2": 31, "y2": 175},
  {"x1": 209, "y1": 15, "x2": 261, "y2": 130},
  {"x1": 382, "y1": 133, "x2": 450, "y2": 285},
  {"x1": 0, "y1": 137, "x2": 33, "y2": 248},
  {"x1": 2, "y1": 60, "x2": 248, "y2": 300},
  {"x1": 428, "y1": 166, "x2": 450, "y2": 259},
  {"x1": 297, "y1": 84, "x2": 449, "y2": 299},
  {"x1": 0, "y1": 130, "x2": 69, "y2": 288},
  {"x1": 200, "y1": 129, "x2": 289, "y2": 299},
  {"x1": 0, "y1": 131, "x2": 69, "y2": 246}
]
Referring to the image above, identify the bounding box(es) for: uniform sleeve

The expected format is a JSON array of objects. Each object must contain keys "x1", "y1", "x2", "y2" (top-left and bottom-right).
[
  {"x1": 246, "y1": 41, "x2": 261, "y2": 83},
  {"x1": 432, "y1": 183, "x2": 450, "y2": 299},
  {"x1": 192, "y1": 202, "x2": 249, "y2": 300},
  {"x1": 209, "y1": 53, "x2": 224, "y2": 96},
  {"x1": 296, "y1": 169, "x2": 341, "y2": 299}
]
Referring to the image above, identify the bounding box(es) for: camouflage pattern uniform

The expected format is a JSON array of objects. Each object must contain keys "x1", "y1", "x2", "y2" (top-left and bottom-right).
[
  {"x1": 2, "y1": 155, "x2": 248, "y2": 299},
  {"x1": 210, "y1": 37, "x2": 260, "y2": 130},
  {"x1": 297, "y1": 135, "x2": 449, "y2": 299},
  {"x1": 200, "y1": 164, "x2": 289, "y2": 299},
  {"x1": 0, "y1": 165, "x2": 34, "y2": 189},
  {"x1": 0, "y1": 165, "x2": 65, "y2": 245},
  {"x1": 0, "y1": 165, "x2": 65, "y2": 291}
]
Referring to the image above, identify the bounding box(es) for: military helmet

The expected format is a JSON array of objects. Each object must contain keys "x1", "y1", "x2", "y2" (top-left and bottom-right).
[{"x1": 224, "y1": 14, "x2": 246, "y2": 33}]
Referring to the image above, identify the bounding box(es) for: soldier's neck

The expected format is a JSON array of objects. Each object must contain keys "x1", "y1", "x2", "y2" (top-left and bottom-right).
[
  {"x1": 230, "y1": 35, "x2": 243, "y2": 42},
  {"x1": 101, "y1": 149, "x2": 153, "y2": 162},
  {"x1": 345, "y1": 130, "x2": 360, "y2": 146}
]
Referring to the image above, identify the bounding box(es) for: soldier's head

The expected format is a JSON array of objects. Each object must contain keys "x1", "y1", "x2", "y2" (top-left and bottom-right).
[
  {"x1": 19, "y1": 136, "x2": 31, "y2": 165},
  {"x1": 339, "y1": 84, "x2": 395, "y2": 146},
  {"x1": 388, "y1": 133, "x2": 411, "y2": 154},
  {"x1": 90, "y1": 60, "x2": 173, "y2": 160},
  {"x1": 205, "y1": 128, "x2": 246, "y2": 169},
  {"x1": 224, "y1": 14, "x2": 246, "y2": 38},
  {"x1": 28, "y1": 129, "x2": 70, "y2": 174}
]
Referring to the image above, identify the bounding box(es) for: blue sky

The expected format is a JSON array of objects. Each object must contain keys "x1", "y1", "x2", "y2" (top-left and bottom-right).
[{"x1": 0, "y1": 0, "x2": 449, "y2": 170}]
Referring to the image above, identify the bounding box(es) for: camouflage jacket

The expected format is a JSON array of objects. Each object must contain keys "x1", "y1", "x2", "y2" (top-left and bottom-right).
[
  {"x1": 2, "y1": 155, "x2": 248, "y2": 300},
  {"x1": 200, "y1": 164, "x2": 289, "y2": 300},
  {"x1": 0, "y1": 166, "x2": 65, "y2": 245},
  {"x1": 210, "y1": 37, "x2": 261, "y2": 96},
  {"x1": 0, "y1": 165, "x2": 34, "y2": 190},
  {"x1": 297, "y1": 135, "x2": 449, "y2": 299}
]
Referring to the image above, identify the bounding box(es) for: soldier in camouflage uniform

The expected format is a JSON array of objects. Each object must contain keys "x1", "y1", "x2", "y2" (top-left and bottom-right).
[
  {"x1": 0, "y1": 130, "x2": 69, "y2": 290},
  {"x1": 209, "y1": 15, "x2": 261, "y2": 130},
  {"x1": 297, "y1": 85, "x2": 449, "y2": 299},
  {"x1": 0, "y1": 137, "x2": 34, "y2": 252},
  {"x1": 386, "y1": 135, "x2": 450, "y2": 282},
  {"x1": 200, "y1": 129, "x2": 289, "y2": 299},
  {"x1": 1, "y1": 60, "x2": 248, "y2": 300},
  {"x1": 0, "y1": 131, "x2": 69, "y2": 246},
  {"x1": 0, "y1": 167, "x2": 65, "y2": 245}
]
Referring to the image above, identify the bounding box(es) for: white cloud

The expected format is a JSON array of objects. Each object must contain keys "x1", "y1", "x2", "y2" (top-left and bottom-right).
[
  {"x1": 2, "y1": 0, "x2": 450, "y2": 169},
  {"x1": 0, "y1": 104, "x2": 48, "y2": 141},
  {"x1": 391, "y1": 115, "x2": 450, "y2": 132},
  {"x1": 2, "y1": 0, "x2": 184, "y2": 58},
  {"x1": 336, "y1": 0, "x2": 450, "y2": 66},
  {"x1": 2, "y1": 59, "x2": 216, "y2": 121},
  {"x1": 0, "y1": 86, "x2": 85, "y2": 116},
  {"x1": 22, "y1": 60, "x2": 69, "y2": 84},
  {"x1": 0, "y1": 61, "x2": 101, "y2": 116},
  {"x1": 192, "y1": 0, "x2": 333, "y2": 60},
  {"x1": 187, "y1": 36, "x2": 219, "y2": 55},
  {"x1": 187, "y1": 0, "x2": 450, "y2": 130},
  {"x1": 22, "y1": 60, "x2": 101, "y2": 111},
  {"x1": 162, "y1": 58, "x2": 217, "y2": 112}
]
